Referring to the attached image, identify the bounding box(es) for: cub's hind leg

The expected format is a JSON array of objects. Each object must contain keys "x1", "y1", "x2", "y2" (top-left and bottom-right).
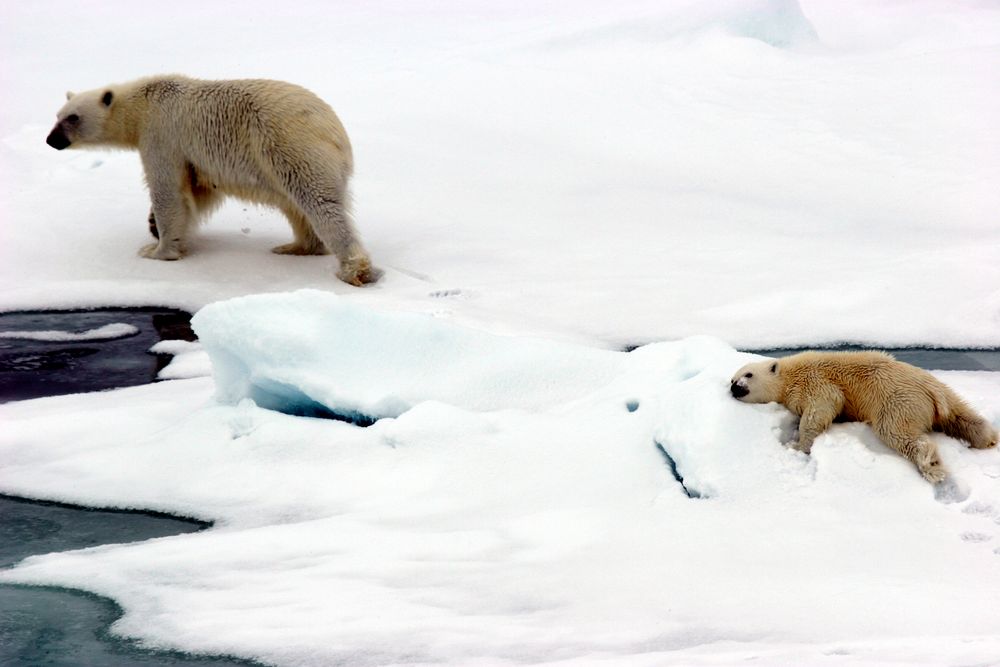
[{"x1": 874, "y1": 421, "x2": 946, "y2": 483}]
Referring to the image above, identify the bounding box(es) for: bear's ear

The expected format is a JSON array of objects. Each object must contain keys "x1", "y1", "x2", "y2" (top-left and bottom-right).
[
  {"x1": 101, "y1": 90, "x2": 113, "y2": 106},
  {"x1": 770, "y1": 362, "x2": 777, "y2": 373},
  {"x1": 65, "y1": 91, "x2": 75, "y2": 100}
]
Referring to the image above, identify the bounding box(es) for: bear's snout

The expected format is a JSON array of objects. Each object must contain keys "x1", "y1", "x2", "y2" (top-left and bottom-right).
[
  {"x1": 46, "y1": 127, "x2": 70, "y2": 150},
  {"x1": 730, "y1": 382, "x2": 749, "y2": 399}
]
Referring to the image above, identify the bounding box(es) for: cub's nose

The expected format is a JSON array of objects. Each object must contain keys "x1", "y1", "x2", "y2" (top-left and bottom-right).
[{"x1": 730, "y1": 382, "x2": 748, "y2": 399}]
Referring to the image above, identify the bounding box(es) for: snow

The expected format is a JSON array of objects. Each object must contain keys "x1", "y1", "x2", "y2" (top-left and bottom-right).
[
  {"x1": 2, "y1": 0, "x2": 999, "y2": 348},
  {"x1": 0, "y1": 322, "x2": 138, "y2": 341},
  {"x1": 2, "y1": 294, "x2": 1000, "y2": 665},
  {"x1": 2, "y1": 1, "x2": 1000, "y2": 665},
  {"x1": 192, "y1": 289, "x2": 622, "y2": 420},
  {"x1": 150, "y1": 339, "x2": 210, "y2": 380}
]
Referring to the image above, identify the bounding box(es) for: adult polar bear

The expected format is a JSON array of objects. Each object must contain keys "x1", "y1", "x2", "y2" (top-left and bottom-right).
[
  {"x1": 730, "y1": 351, "x2": 997, "y2": 483},
  {"x1": 46, "y1": 75, "x2": 381, "y2": 286}
]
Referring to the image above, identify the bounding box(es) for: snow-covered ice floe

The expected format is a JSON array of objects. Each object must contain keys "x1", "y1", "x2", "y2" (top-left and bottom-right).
[
  {"x1": 149, "y1": 339, "x2": 210, "y2": 381},
  {"x1": 3, "y1": 289, "x2": 1000, "y2": 666},
  {"x1": 0, "y1": 322, "x2": 139, "y2": 342}
]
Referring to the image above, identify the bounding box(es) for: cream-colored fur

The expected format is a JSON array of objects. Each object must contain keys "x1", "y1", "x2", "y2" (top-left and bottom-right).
[
  {"x1": 46, "y1": 75, "x2": 380, "y2": 286},
  {"x1": 730, "y1": 351, "x2": 997, "y2": 483}
]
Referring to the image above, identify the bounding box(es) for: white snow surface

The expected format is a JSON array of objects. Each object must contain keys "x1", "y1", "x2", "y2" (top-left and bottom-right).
[
  {"x1": 150, "y1": 340, "x2": 210, "y2": 380},
  {"x1": 4, "y1": 290, "x2": 1000, "y2": 666},
  {"x1": 0, "y1": 322, "x2": 138, "y2": 341},
  {"x1": 2, "y1": 0, "x2": 999, "y2": 347},
  {"x1": 2, "y1": 1, "x2": 1000, "y2": 666}
]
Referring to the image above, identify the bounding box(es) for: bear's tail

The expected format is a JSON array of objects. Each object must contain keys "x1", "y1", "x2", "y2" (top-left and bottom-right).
[{"x1": 935, "y1": 385, "x2": 997, "y2": 449}]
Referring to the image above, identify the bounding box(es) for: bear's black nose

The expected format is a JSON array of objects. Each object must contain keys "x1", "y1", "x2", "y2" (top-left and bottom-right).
[
  {"x1": 730, "y1": 383, "x2": 748, "y2": 399},
  {"x1": 46, "y1": 128, "x2": 70, "y2": 150}
]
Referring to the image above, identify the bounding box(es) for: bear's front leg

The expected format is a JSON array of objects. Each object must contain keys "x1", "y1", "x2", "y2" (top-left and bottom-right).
[
  {"x1": 790, "y1": 393, "x2": 843, "y2": 454},
  {"x1": 139, "y1": 152, "x2": 194, "y2": 260}
]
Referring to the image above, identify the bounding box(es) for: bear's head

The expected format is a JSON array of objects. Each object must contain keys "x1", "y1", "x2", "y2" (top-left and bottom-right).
[
  {"x1": 729, "y1": 358, "x2": 780, "y2": 403},
  {"x1": 46, "y1": 88, "x2": 115, "y2": 150}
]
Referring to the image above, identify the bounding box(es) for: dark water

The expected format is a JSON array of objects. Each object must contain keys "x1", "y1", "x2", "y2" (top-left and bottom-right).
[
  {"x1": 1, "y1": 309, "x2": 265, "y2": 666},
  {"x1": 0, "y1": 308, "x2": 195, "y2": 403},
  {"x1": 0, "y1": 496, "x2": 260, "y2": 667},
  {"x1": 748, "y1": 346, "x2": 1000, "y2": 372}
]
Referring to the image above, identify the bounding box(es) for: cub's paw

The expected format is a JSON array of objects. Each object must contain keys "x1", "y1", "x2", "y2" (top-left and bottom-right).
[
  {"x1": 920, "y1": 461, "x2": 947, "y2": 485},
  {"x1": 917, "y1": 449, "x2": 947, "y2": 484},
  {"x1": 788, "y1": 440, "x2": 812, "y2": 455}
]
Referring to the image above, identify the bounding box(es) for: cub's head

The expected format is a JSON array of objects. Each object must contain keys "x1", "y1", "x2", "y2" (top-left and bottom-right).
[
  {"x1": 729, "y1": 358, "x2": 780, "y2": 403},
  {"x1": 46, "y1": 88, "x2": 115, "y2": 150}
]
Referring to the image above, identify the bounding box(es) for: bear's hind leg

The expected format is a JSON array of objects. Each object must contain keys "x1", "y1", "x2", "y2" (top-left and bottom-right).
[
  {"x1": 874, "y1": 423, "x2": 947, "y2": 483},
  {"x1": 305, "y1": 188, "x2": 380, "y2": 285},
  {"x1": 939, "y1": 409, "x2": 998, "y2": 450},
  {"x1": 272, "y1": 205, "x2": 329, "y2": 256},
  {"x1": 278, "y1": 165, "x2": 381, "y2": 285}
]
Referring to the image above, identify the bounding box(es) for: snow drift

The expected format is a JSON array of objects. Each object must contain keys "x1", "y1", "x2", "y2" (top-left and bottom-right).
[
  {"x1": 3, "y1": 290, "x2": 1000, "y2": 666},
  {"x1": 2, "y1": 0, "x2": 998, "y2": 348}
]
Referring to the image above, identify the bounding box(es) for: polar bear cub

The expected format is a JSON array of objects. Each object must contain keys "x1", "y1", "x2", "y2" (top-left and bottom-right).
[
  {"x1": 730, "y1": 350, "x2": 997, "y2": 483},
  {"x1": 46, "y1": 74, "x2": 380, "y2": 286}
]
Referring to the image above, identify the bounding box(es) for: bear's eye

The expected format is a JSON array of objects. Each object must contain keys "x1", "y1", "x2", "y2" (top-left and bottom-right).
[
  {"x1": 745, "y1": 372, "x2": 753, "y2": 378},
  {"x1": 66, "y1": 114, "x2": 79, "y2": 124}
]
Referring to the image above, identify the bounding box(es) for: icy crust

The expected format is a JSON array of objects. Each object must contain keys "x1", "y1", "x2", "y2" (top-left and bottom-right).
[{"x1": 192, "y1": 289, "x2": 624, "y2": 422}]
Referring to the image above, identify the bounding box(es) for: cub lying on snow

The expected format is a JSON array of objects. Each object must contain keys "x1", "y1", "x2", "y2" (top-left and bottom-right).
[{"x1": 730, "y1": 350, "x2": 997, "y2": 483}]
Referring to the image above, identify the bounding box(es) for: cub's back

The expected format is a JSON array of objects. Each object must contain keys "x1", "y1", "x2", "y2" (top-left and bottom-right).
[{"x1": 785, "y1": 351, "x2": 898, "y2": 411}]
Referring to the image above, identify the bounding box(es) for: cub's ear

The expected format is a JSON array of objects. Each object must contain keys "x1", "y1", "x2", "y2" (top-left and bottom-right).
[
  {"x1": 65, "y1": 91, "x2": 75, "y2": 100},
  {"x1": 770, "y1": 362, "x2": 777, "y2": 373},
  {"x1": 101, "y1": 90, "x2": 113, "y2": 106}
]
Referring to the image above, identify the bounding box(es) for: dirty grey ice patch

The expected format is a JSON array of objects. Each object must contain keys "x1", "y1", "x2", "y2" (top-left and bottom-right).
[
  {"x1": 775, "y1": 410, "x2": 800, "y2": 448},
  {"x1": 654, "y1": 440, "x2": 702, "y2": 499},
  {"x1": 961, "y1": 501, "x2": 997, "y2": 518},
  {"x1": 960, "y1": 532, "x2": 993, "y2": 543},
  {"x1": 428, "y1": 288, "x2": 463, "y2": 299},
  {"x1": 933, "y1": 476, "x2": 971, "y2": 504}
]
